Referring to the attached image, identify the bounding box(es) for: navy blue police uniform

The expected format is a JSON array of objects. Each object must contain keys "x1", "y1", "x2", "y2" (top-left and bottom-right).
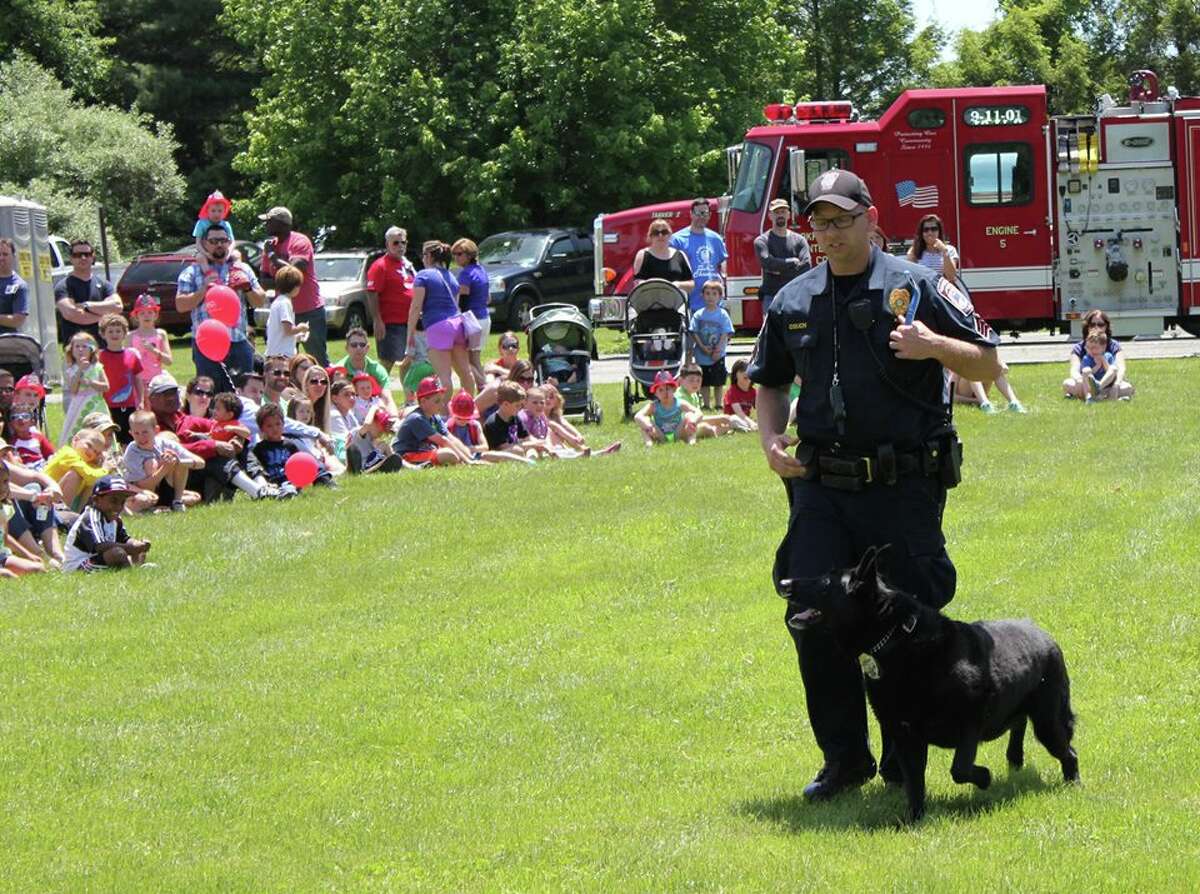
[{"x1": 748, "y1": 243, "x2": 1000, "y2": 783}]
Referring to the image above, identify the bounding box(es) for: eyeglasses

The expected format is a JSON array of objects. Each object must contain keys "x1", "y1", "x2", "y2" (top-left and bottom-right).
[
  {"x1": 189, "y1": 389, "x2": 213, "y2": 398},
  {"x1": 72, "y1": 251, "x2": 94, "y2": 258},
  {"x1": 348, "y1": 341, "x2": 368, "y2": 349},
  {"x1": 808, "y1": 211, "x2": 865, "y2": 231}
]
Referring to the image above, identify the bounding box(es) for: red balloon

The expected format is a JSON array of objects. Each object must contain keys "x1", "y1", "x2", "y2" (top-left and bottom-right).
[
  {"x1": 204, "y1": 284, "x2": 241, "y2": 327},
  {"x1": 195, "y1": 318, "x2": 231, "y2": 362},
  {"x1": 285, "y1": 452, "x2": 320, "y2": 489}
]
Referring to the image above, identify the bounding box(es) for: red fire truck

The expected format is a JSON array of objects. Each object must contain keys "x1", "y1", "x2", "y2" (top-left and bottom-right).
[{"x1": 591, "y1": 71, "x2": 1200, "y2": 339}]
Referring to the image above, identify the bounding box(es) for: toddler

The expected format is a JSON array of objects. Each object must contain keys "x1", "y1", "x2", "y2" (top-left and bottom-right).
[
  {"x1": 7, "y1": 408, "x2": 55, "y2": 470},
  {"x1": 1080, "y1": 331, "x2": 1117, "y2": 401},
  {"x1": 128, "y1": 294, "x2": 172, "y2": 388},
  {"x1": 393, "y1": 377, "x2": 474, "y2": 467},
  {"x1": 63, "y1": 475, "x2": 152, "y2": 572},
  {"x1": 689, "y1": 279, "x2": 734, "y2": 409},
  {"x1": 722, "y1": 359, "x2": 759, "y2": 431},
  {"x1": 253, "y1": 403, "x2": 333, "y2": 493},
  {"x1": 45, "y1": 428, "x2": 113, "y2": 512},
  {"x1": 194, "y1": 190, "x2": 235, "y2": 248},
  {"x1": 97, "y1": 312, "x2": 144, "y2": 444},
  {"x1": 352, "y1": 372, "x2": 383, "y2": 419},
  {"x1": 59, "y1": 332, "x2": 111, "y2": 445},
  {"x1": 122, "y1": 410, "x2": 203, "y2": 512},
  {"x1": 346, "y1": 406, "x2": 404, "y2": 473},
  {"x1": 635, "y1": 371, "x2": 700, "y2": 446},
  {"x1": 446, "y1": 390, "x2": 534, "y2": 465},
  {"x1": 676, "y1": 363, "x2": 734, "y2": 438},
  {"x1": 266, "y1": 265, "x2": 309, "y2": 357}
]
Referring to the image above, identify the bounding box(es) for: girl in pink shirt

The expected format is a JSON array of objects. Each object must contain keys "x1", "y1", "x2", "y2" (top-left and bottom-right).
[{"x1": 128, "y1": 294, "x2": 172, "y2": 386}]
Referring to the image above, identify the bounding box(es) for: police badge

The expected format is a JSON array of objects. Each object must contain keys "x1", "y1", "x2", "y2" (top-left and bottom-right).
[{"x1": 887, "y1": 287, "x2": 910, "y2": 320}]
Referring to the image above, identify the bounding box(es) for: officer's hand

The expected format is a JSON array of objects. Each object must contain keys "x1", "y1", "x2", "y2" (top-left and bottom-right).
[
  {"x1": 889, "y1": 320, "x2": 940, "y2": 361},
  {"x1": 764, "y1": 433, "x2": 807, "y2": 478}
]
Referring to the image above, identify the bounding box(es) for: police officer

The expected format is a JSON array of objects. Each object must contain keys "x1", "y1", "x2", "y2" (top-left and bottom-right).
[{"x1": 747, "y1": 170, "x2": 1001, "y2": 802}]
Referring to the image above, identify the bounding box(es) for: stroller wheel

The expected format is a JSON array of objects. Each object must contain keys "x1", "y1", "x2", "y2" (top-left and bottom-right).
[
  {"x1": 623, "y1": 378, "x2": 634, "y2": 420},
  {"x1": 593, "y1": 404, "x2": 604, "y2": 425}
]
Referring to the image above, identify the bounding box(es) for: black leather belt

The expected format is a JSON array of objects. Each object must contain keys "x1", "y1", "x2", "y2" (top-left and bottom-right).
[{"x1": 800, "y1": 442, "x2": 929, "y2": 491}]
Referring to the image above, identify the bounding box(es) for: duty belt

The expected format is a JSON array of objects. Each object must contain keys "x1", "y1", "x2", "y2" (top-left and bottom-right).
[{"x1": 799, "y1": 442, "x2": 935, "y2": 491}]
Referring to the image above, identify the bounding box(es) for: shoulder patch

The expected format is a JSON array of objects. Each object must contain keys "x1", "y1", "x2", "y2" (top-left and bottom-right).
[{"x1": 936, "y1": 276, "x2": 974, "y2": 315}]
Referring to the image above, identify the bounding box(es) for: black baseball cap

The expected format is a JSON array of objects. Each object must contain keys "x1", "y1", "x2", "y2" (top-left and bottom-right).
[{"x1": 804, "y1": 169, "x2": 873, "y2": 214}]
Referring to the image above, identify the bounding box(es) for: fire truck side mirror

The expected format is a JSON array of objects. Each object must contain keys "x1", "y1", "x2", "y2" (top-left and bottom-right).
[{"x1": 788, "y1": 148, "x2": 808, "y2": 216}]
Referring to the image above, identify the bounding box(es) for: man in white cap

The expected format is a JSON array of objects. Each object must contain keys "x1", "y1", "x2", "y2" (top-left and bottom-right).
[{"x1": 259, "y1": 206, "x2": 327, "y2": 365}]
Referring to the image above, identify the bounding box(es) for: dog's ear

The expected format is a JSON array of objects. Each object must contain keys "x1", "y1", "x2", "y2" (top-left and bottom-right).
[{"x1": 852, "y1": 546, "x2": 879, "y2": 589}]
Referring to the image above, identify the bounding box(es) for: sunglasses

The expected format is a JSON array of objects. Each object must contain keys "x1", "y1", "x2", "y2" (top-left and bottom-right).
[
  {"x1": 0, "y1": 386, "x2": 14, "y2": 393},
  {"x1": 650, "y1": 231, "x2": 670, "y2": 237},
  {"x1": 72, "y1": 251, "x2": 94, "y2": 258},
  {"x1": 189, "y1": 389, "x2": 213, "y2": 398},
  {"x1": 309, "y1": 378, "x2": 329, "y2": 386},
  {"x1": 347, "y1": 341, "x2": 368, "y2": 349},
  {"x1": 268, "y1": 369, "x2": 288, "y2": 376},
  {"x1": 501, "y1": 342, "x2": 519, "y2": 350},
  {"x1": 389, "y1": 240, "x2": 406, "y2": 247}
]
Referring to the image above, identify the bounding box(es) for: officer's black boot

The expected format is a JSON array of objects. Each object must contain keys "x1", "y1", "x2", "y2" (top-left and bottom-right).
[{"x1": 802, "y1": 755, "x2": 877, "y2": 802}]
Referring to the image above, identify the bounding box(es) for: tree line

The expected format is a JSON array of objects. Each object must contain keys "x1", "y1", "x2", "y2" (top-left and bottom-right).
[{"x1": 1, "y1": 0, "x2": 1197, "y2": 255}]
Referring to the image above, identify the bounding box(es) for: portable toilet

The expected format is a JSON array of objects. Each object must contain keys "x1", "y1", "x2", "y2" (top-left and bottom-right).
[{"x1": 0, "y1": 195, "x2": 62, "y2": 382}]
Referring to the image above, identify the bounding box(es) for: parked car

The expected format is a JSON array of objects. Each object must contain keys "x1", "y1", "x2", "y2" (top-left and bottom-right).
[
  {"x1": 114, "y1": 241, "x2": 264, "y2": 333},
  {"x1": 478, "y1": 228, "x2": 594, "y2": 328},
  {"x1": 253, "y1": 249, "x2": 381, "y2": 335}
]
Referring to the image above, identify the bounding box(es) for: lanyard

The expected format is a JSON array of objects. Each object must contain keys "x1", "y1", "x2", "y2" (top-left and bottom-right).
[{"x1": 829, "y1": 280, "x2": 846, "y2": 437}]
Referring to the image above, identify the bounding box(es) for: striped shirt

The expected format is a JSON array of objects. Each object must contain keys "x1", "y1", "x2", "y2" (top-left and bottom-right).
[
  {"x1": 915, "y1": 243, "x2": 960, "y2": 277},
  {"x1": 64, "y1": 506, "x2": 129, "y2": 572}
]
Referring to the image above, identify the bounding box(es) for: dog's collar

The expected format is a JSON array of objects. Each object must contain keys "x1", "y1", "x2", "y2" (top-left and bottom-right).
[{"x1": 859, "y1": 613, "x2": 919, "y2": 680}]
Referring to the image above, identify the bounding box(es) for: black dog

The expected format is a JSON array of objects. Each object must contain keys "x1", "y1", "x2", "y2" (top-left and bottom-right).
[{"x1": 782, "y1": 546, "x2": 1079, "y2": 822}]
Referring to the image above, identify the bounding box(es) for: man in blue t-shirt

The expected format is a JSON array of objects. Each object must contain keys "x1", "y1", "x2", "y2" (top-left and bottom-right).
[
  {"x1": 0, "y1": 239, "x2": 30, "y2": 334},
  {"x1": 671, "y1": 198, "x2": 727, "y2": 312}
]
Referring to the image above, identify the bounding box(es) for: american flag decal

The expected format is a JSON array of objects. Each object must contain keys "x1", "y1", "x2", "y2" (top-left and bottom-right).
[{"x1": 895, "y1": 179, "x2": 940, "y2": 208}]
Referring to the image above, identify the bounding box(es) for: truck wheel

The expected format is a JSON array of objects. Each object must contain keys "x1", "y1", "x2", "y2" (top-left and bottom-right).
[
  {"x1": 342, "y1": 303, "x2": 368, "y2": 336},
  {"x1": 508, "y1": 292, "x2": 536, "y2": 329}
]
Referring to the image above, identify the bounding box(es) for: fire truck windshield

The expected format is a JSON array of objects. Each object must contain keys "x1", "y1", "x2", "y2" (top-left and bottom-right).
[{"x1": 730, "y1": 142, "x2": 773, "y2": 213}]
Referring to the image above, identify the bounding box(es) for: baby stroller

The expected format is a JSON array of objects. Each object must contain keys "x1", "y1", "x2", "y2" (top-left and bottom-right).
[
  {"x1": 0, "y1": 333, "x2": 51, "y2": 430},
  {"x1": 622, "y1": 279, "x2": 688, "y2": 419},
  {"x1": 528, "y1": 303, "x2": 602, "y2": 423}
]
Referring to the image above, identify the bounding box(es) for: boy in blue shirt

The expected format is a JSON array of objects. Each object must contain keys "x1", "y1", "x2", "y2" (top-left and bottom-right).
[{"x1": 689, "y1": 279, "x2": 734, "y2": 411}]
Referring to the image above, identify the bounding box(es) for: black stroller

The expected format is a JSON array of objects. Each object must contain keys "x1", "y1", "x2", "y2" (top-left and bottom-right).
[
  {"x1": 622, "y1": 279, "x2": 688, "y2": 419},
  {"x1": 0, "y1": 333, "x2": 51, "y2": 430},
  {"x1": 528, "y1": 303, "x2": 602, "y2": 423}
]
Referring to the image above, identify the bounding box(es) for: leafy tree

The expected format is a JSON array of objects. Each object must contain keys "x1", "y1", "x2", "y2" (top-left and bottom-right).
[
  {"x1": 0, "y1": 0, "x2": 112, "y2": 99},
  {"x1": 0, "y1": 54, "x2": 187, "y2": 254}
]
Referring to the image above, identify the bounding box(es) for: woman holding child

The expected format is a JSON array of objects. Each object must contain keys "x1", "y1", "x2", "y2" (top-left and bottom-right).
[
  {"x1": 1063, "y1": 308, "x2": 1134, "y2": 400},
  {"x1": 408, "y1": 241, "x2": 477, "y2": 397}
]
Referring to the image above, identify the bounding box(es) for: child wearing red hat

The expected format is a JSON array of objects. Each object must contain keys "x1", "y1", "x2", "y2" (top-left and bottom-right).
[
  {"x1": 346, "y1": 405, "x2": 404, "y2": 473},
  {"x1": 393, "y1": 377, "x2": 475, "y2": 467},
  {"x1": 445, "y1": 390, "x2": 534, "y2": 466},
  {"x1": 193, "y1": 190, "x2": 234, "y2": 249},
  {"x1": 128, "y1": 293, "x2": 172, "y2": 388},
  {"x1": 634, "y1": 370, "x2": 701, "y2": 446}
]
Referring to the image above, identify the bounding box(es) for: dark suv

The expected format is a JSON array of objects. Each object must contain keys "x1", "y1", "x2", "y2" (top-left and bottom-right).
[{"x1": 478, "y1": 228, "x2": 594, "y2": 328}]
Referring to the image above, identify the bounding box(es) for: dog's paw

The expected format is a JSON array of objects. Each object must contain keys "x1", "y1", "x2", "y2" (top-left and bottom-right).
[{"x1": 975, "y1": 767, "x2": 992, "y2": 790}]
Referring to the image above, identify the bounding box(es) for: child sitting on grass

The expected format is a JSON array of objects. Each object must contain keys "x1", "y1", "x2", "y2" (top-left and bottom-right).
[
  {"x1": 6, "y1": 408, "x2": 55, "y2": 470},
  {"x1": 286, "y1": 397, "x2": 345, "y2": 476},
  {"x1": 481, "y1": 382, "x2": 539, "y2": 461},
  {"x1": 635, "y1": 371, "x2": 701, "y2": 446},
  {"x1": 346, "y1": 407, "x2": 404, "y2": 473},
  {"x1": 122, "y1": 410, "x2": 204, "y2": 513},
  {"x1": 352, "y1": 372, "x2": 383, "y2": 419},
  {"x1": 676, "y1": 363, "x2": 735, "y2": 438},
  {"x1": 0, "y1": 462, "x2": 48, "y2": 577},
  {"x1": 445, "y1": 390, "x2": 535, "y2": 465},
  {"x1": 63, "y1": 475, "x2": 152, "y2": 573},
  {"x1": 253, "y1": 403, "x2": 334, "y2": 494},
  {"x1": 722, "y1": 359, "x2": 758, "y2": 432},
  {"x1": 46, "y1": 428, "x2": 114, "y2": 513},
  {"x1": 393, "y1": 377, "x2": 475, "y2": 468},
  {"x1": 542, "y1": 382, "x2": 621, "y2": 455},
  {"x1": 484, "y1": 332, "x2": 521, "y2": 382}
]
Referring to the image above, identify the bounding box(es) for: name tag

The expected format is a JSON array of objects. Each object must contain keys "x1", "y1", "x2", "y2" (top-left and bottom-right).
[{"x1": 787, "y1": 321, "x2": 807, "y2": 331}]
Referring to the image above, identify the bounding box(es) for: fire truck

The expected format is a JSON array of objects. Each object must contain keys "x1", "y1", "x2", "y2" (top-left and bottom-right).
[{"x1": 591, "y1": 71, "x2": 1200, "y2": 339}]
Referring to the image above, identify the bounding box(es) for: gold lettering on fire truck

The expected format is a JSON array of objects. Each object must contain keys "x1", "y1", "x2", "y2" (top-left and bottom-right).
[{"x1": 985, "y1": 225, "x2": 1020, "y2": 236}]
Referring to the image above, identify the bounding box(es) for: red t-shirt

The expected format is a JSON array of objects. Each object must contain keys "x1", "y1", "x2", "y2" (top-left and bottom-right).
[
  {"x1": 262, "y1": 231, "x2": 322, "y2": 313},
  {"x1": 723, "y1": 381, "x2": 757, "y2": 415},
  {"x1": 366, "y1": 254, "x2": 415, "y2": 324},
  {"x1": 99, "y1": 347, "x2": 144, "y2": 409}
]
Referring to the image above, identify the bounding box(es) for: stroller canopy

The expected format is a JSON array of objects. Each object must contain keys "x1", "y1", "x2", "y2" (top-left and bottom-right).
[
  {"x1": 628, "y1": 279, "x2": 686, "y2": 317},
  {"x1": 528, "y1": 304, "x2": 595, "y2": 355}
]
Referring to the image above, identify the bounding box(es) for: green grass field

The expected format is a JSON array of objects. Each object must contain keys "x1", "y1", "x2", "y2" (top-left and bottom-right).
[{"x1": 6, "y1": 359, "x2": 1200, "y2": 891}]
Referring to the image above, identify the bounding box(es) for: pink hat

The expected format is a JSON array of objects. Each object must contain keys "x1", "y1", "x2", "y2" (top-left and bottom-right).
[
  {"x1": 449, "y1": 390, "x2": 477, "y2": 419},
  {"x1": 14, "y1": 374, "x2": 45, "y2": 399},
  {"x1": 133, "y1": 293, "x2": 160, "y2": 313},
  {"x1": 416, "y1": 376, "x2": 445, "y2": 401},
  {"x1": 649, "y1": 370, "x2": 679, "y2": 394}
]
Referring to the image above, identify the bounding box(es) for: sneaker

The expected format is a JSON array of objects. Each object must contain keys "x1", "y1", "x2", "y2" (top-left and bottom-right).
[
  {"x1": 1007, "y1": 401, "x2": 1027, "y2": 414},
  {"x1": 171, "y1": 500, "x2": 186, "y2": 512},
  {"x1": 276, "y1": 483, "x2": 299, "y2": 499},
  {"x1": 980, "y1": 401, "x2": 997, "y2": 414}
]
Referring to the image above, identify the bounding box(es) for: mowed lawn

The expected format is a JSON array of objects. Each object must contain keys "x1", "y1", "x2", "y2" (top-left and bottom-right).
[{"x1": 4, "y1": 358, "x2": 1200, "y2": 891}]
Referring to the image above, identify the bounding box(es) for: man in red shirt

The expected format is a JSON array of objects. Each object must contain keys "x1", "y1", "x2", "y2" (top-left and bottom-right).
[
  {"x1": 259, "y1": 206, "x2": 327, "y2": 365},
  {"x1": 366, "y1": 225, "x2": 423, "y2": 378}
]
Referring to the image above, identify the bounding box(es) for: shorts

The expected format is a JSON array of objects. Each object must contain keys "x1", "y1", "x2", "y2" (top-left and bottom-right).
[
  {"x1": 402, "y1": 449, "x2": 440, "y2": 466},
  {"x1": 467, "y1": 311, "x2": 492, "y2": 351},
  {"x1": 108, "y1": 406, "x2": 136, "y2": 445},
  {"x1": 12, "y1": 500, "x2": 57, "y2": 538},
  {"x1": 425, "y1": 313, "x2": 481, "y2": 351},
  {"x1": 377, "y1": 324, "x2": 409, "y2": 364},
  {"x1": 699, "y1": 361, "x2": 728, "y2": 387}
]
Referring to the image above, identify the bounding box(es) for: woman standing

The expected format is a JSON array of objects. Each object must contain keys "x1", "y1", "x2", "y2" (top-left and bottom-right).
[
  {"x1": 453, "y1": 238, "x2": 491, "y2": 391},
  {"x1": 632, "y1": 221, "x2": 694, "y2": 293},
  {"x1": 906, "y1": 213, "x2": 958, "y2": 283},
  {"x1": 408, "y1": 241, "x2": 476, "y2": 395}
]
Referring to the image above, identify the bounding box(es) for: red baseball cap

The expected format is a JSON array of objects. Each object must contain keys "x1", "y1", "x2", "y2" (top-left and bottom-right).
[
  {"x1": 449, "y1": 390, "x2": 477, "y2": 419},
  {"x1": 649, "y1": 371, "x2": 679, "y2": 394},
  {"x1": 416, "y1": 376, "x2": 445, "y2": 401},
  {"x1": 14, "y1": 374, "x2": 45, "y2": 399}
]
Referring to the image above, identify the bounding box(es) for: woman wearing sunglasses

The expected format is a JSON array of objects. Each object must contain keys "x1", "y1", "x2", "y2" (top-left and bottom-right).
[
  {"x1": 632, "y1": 221, "x2": 694, "y2": 294},
  {"x1": 185, "y1": 376, "x2": 216, "y2": 418},
  {"x1": 905, "y1": 213, "x2": 958, "y2": 284}
]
